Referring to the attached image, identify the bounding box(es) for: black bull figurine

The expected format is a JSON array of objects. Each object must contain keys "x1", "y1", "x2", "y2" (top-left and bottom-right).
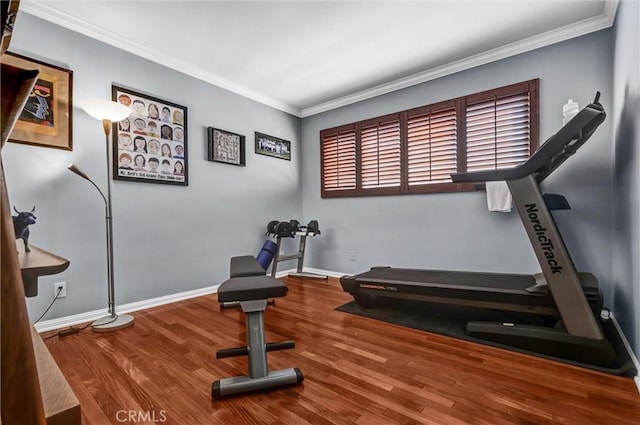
[{"x1": 13, "y1": 206, "x2": 36, "y2": 253}]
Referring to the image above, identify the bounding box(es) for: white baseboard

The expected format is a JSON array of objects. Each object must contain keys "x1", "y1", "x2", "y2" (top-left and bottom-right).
[
  {"x1": 35, "y1": 284, "x2": 221, "y2": 332},
  {"x1": 295, "y1": 267, "x2": 346, "y2": 278},
  {"x1": 34, "y1": 268, "x2": 303, "y2": 333},
  {"x1": 611, "y1": 313, "x2": 640, "y2": 394}
]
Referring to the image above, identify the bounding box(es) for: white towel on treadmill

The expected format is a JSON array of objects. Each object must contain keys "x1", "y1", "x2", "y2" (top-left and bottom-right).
[{"x1": 486, "y1": 181, "x2": 512, "y2": 212}]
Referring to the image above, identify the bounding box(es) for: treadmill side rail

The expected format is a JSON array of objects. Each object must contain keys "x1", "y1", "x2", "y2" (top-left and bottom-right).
[{"x1": 508, "y1": 175, "x2": 603, "y2": 340}]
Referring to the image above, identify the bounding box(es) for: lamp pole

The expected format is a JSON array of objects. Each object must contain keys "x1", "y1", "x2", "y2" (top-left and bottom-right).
[
  {"x1": 103, "y1": 119, "x2": 116, "y2": 319},
  {"x1": 69, "y1": 99, "x2": 134, "y2": 332}
]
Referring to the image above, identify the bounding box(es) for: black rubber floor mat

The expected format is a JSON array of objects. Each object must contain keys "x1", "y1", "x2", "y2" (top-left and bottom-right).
[{"x1": 335, "y1": 298, "x2": 636, "y2": 377}]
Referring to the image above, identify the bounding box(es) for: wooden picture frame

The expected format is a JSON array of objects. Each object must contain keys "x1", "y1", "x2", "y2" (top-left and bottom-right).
[
  {"x1": 112, "y1": 85, "x2": 188, "y2": 186},
  {"x1": 2, "y1": 52, "x2": 73, "y2": 150},
  {"x1": 255, "y1": 132, "x2": 291, "y2": 161},
  {"x1": 207, "y1": 127, "x2": 245, "y2": 166}
]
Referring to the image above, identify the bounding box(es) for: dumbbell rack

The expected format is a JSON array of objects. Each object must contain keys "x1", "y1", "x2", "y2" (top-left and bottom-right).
[{"x1": 269, "y1": 230, "x2": 327, "y2": 280}]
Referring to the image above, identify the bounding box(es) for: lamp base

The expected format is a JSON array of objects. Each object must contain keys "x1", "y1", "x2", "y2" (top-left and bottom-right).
[{"x1": 92, "y1": 314, "x2": 135, "y2": 332}]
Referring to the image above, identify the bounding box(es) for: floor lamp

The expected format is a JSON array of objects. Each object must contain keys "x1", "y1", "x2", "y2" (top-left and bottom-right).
[{"x1": 68, "y1": 98, "x2": 134, "y2": 332}]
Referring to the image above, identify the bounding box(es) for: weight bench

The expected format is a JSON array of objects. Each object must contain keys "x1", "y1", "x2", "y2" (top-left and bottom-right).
[
  {"x1": 212, "y1": 275, "x2": 304, "y2": 399},
  {"x1": 230, "y1": 255, "x2": 266, "y2": 278},
  {"x1": 220, "y1": 255, "x2": 275, "y2": 309}
]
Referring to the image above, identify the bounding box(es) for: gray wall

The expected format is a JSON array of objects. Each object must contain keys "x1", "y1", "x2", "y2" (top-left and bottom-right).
[
  {"x1": 301, "y1": 30, "x2": 615, "y2": 303},
  {"x1": 7, "y1": 8, "x2": 635, "y2": 354},
  {"x1": 612, "y1": 0, "x2": 640, "y2": 358},
  {"x1": 6, "y1": 13, "x2": 302, "y2": 321}
]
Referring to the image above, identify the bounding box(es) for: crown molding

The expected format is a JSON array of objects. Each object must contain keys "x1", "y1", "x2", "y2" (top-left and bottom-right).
[
  {"x1": 19, "y1": 0, "x2": 302, "y2": 117},
  {"x1": 300, "y1": 0, "x2": 620, "y2": 117},
  {"x1": 20, "y1": 0, "x2": 618, "y2": 119}
]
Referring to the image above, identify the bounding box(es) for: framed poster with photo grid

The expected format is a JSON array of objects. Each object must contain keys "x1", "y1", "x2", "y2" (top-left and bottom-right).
[{"x1": 112, "y1": 85, "x2": 188, "y2": 186}]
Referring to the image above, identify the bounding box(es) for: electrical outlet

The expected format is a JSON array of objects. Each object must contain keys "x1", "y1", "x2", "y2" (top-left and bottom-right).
[
  {"x1": 54, "y1": 282, "x2": 67, "y2": 298},
  {"x1": 350, "y1": 250, "x2": 357, "y2": 261}
]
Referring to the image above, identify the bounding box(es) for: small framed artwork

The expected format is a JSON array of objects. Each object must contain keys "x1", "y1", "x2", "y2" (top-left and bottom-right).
[
  {"x1": 255, "y1": 132, "x2": 291, "y2": 161},
  {"x1": 207, "y1": 127, "x2": 245, "y2": 166},
  {"x1": 3, "y1": 52, "x2": 73, "y2": 150},
  {"x1": 112, "y1": 85, "x2": 188, "y2": 186}
]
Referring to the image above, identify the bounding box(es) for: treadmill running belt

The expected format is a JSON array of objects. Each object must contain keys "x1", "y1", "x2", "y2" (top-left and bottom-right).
[
  {"x1": 355, "y1": 267, "x2": 537, "y2": 290},
  {"x1": 344, "y1": 267, "x2": 602, "y2": 317}
]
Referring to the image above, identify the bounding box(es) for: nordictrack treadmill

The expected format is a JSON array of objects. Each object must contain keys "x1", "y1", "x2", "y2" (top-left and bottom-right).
[{"x1": 340, "y1": 92, "x2": 622, "y2": 370}]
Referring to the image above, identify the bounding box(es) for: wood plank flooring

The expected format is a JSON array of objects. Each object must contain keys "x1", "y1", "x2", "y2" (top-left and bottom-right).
[{"x1": 42, "y1": 276, "x2": 640, "y2": 424}]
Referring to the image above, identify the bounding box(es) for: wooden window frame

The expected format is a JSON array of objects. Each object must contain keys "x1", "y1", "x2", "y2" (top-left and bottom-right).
[{"x1": 320, "y1": 79, "x2": 539, "y2": 198}]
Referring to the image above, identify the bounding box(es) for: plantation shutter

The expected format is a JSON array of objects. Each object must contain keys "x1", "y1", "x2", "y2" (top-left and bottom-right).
[
  {"x1": 319, "y1": 79, "x2": 537, "y2": 198},
  {"x1": 466, "y1": 93, "x2": 531, "y2": 172},
  {"x1": 407, "y1": 107, "x2": 457, "y2": 185},
  {"x1": 321, "y1": 129, "x2": 356, "y2": 193},
  {"x1": 361, "y1": 118, "x2": 401, "y2": 189}
]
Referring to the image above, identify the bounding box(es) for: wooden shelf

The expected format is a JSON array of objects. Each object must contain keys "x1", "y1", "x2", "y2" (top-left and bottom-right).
[
  {"x1": 31, "y1": 326, "x2": 81, "y2": 425},
  {"x1": 19, "y1": 242, "x2": 79, "y2": 424},
  {"x1": 17, "y1": 242, "x2": 70, "y2": 297},
  {"x1": 19, "y1": 243, "x2": 78, "y2": 424},
  {"x1": 2, "y1": 40, "x2": 80, "y2": 425}
]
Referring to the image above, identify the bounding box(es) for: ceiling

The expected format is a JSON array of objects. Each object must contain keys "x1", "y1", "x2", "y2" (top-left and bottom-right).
[{"x1": 20, "y1": 0, "x2": 617, "y2": 117}]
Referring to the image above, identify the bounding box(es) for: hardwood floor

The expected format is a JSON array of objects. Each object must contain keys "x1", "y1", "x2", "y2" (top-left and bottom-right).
[{"x1": 42, "y1": 276, "x2": 640, "y2": 424}]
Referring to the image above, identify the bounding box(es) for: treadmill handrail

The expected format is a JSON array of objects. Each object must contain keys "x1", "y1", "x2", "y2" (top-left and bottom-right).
[{"x1": 451, "y1": 92, "x2": 605, "y2": 184}]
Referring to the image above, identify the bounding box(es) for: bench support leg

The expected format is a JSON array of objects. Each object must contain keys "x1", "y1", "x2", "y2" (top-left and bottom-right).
[
  {"x1": 212, "y1": 299, "x2": 304, "y2": 399},
  {"x1": 244, "y1": 301, "x2": 268, "y2": 378}
]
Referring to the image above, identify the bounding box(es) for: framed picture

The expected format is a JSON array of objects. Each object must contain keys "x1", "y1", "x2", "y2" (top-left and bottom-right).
[
  {"x1": 207, "y1": 127, "x2": 245, "y2": 166},
  {"x1": 3, "y1": 52, "x2": 73, "y2": 150},
  {"x1": 255, "y1": 132, "x2": 291, "y2": 161},
  {"x1": 112, "y1": 85, "x2": 188, "y2": 186}
]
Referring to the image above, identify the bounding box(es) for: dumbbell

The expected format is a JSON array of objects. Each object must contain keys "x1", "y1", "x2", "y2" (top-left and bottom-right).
[
  {"x1": 266, "y1": 220, "x2": 280, "y2": 235},
  {"x1": 274, "y1": 221, "x2": 294, "y2": 237},
  {"x1": 289, "y1": 219, "x2": 300, "y2": 235},
  {"x1": 307, "y1": 220, "x2": 320, "y2": 235}
]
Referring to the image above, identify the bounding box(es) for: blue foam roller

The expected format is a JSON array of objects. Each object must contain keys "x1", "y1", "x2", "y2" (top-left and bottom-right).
[{"x1": 256, "y1": 240, "x2": 279, "y2": 270}]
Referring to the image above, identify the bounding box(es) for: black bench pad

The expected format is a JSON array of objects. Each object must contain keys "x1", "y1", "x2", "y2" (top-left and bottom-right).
[
  {"x1": 230, "y1": 255, "x2": 266, "y2": 278},
  {"x1": 217, "y1": 276, "x2": 287, "y2": 303}
]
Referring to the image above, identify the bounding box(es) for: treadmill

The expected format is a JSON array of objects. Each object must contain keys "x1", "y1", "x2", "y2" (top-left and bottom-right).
[{"x1": 340, "y1": 92, "x2": 619, "y2": 368}]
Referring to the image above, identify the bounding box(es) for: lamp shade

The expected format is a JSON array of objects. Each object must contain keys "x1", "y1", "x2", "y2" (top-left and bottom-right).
[
  {"x1": 67, "y1": 163, "x2": 89, "y2": 180},
  {"x1": 79, "y1": 98, "x2": 131, "y2": 122}
]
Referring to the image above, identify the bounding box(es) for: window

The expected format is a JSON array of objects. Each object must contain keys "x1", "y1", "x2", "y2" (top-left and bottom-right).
[
  {"x1": 320, "y1": 79, "x2": 538, "y2": 198},
  {"x1": 361, "y1": 115, "x2": 401, "y2": 192},
  {"x1": 321, "y1": 125, "x2": 356, "y2": 193},
  {"x1": 407, "y1": 101, "x2": 457, "y2": 188},
  {"x1": 466, "y1": 86, "x2": 536, "y2": 172}
]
